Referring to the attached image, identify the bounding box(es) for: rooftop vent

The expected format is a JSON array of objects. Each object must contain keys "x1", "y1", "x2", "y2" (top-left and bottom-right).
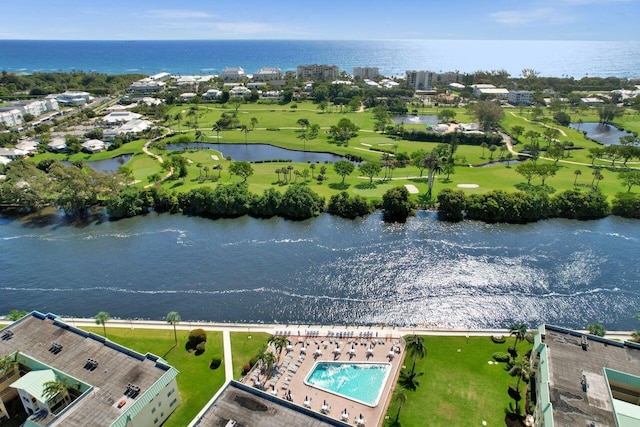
[
  {"x1": 49, "y1": 342, "x2": 63, "y2": 354},
  {"x1": 124, "y1": 384, "x2": 140, "y2": 399},
  {"x1": 1, "y1": 330, "x2": 14, "y2": 341},
  {"x1": 84, "y1": 358, "x2": 99, "y2": 371}
]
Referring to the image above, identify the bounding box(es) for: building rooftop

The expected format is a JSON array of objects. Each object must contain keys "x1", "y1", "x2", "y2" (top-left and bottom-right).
[
  {"x1": 0, "y1": 312, "x2": 178, "y2": 427},
  {"x1": 192, "y1": 381, "x2": 350, "y2": 427},
  {"x1": 538, "y1": 325, "x2": 640, "y2": 427}
]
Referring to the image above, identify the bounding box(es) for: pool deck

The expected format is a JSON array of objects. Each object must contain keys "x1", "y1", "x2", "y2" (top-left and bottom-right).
[{"x1": 242, "y1": 330, "x2": 405, "y2": 427}]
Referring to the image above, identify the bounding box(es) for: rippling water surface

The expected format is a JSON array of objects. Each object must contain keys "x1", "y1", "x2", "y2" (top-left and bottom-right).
[{"x1": 0, "y1": 212, "x2": 638, "y2": 329}]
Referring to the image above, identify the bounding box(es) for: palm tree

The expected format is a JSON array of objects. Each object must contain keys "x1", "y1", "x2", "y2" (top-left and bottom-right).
[
  {"x1": 480, "y1": 142, "x2": 488, "y2": 158},
  {"x1": 94, "y1": 311, "x2": 110, "y2": 337},
  {"x1": 195, "y1": 130, "x2": 204, "y2": 150},
  {"x1": 405, "y1": 335, "x2": 426, "y2": 375},
  {"x1": 261, "y1": 351, "x2": 277, "y2": 380},
  {"x1": 392, "y1": 387, "x2": 407, "y2": 423},
  {"x1": 166, "y1": 311, "x2": 181, "y2": 345},
  {"x1": 509, "y1": 323, "x2": 527, "y2": 353},
  {"x1": 573, "y1": 169, "x2": 582, "y2": 186},
  {"x1": 250, "y1": 117, "x2": 258, "y2": 130},
  {"x1": 212, "y1": 123, "x2": 222, "y2": 143},
  {"x1": 299, "y1": 132, "x2": 308, "y2": 152},
  {"x1": 241, "y1": 124, "x2": 250, "y2": 144},
  {"x1": 508, "y1": 358, "x2": 531, "y2": 414},
  {"x1": 0, "y1": 352, "x2": 19, "y2": 381},
  {"x1": 399, "y1": 368, "x2": 423, "y2": 391},
  {"x1": 268, "y1": 335, "x2": 289, "y2": 356},
  {"x1": 43, "y1": 377, "x2": 72, "y2": 407},
  {"x1": 421, "y1": 154, "x2": 444, "y2": 198},
  {"x1": 174, "y1": 112, "x2": 183, "y2": 133}
]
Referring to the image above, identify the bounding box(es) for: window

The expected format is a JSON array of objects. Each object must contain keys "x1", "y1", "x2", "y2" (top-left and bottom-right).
[
  {"x1": 151, "y1": 407, "x2": 156, "y2": 414},
  {"x1": 170, "y1": 398, "x2": 177, "y2": 407},
  {"x1": 153, "y1": 418, "x2": 158, "y2": 424}
]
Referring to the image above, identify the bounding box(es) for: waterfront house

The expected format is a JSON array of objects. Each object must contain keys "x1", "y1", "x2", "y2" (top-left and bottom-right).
[
  {"x1": 128, "y1": 78, "x2": 165, "y2": 93},
  {"x1": 253, "y1": 67, "x2": 282, "y2": 81},
  {"x1": 221, "y1": 67, "x2": 246, "y2": 82},
  {"x1": 0, "y1": 147, "x2": 27, "y2": 159},
  {"x1": 229, "y1": 86, "x2": 251, "y2": 98},
  {"x1": 0, "y1": 312, "x2": 180, "y2": 426},
  {"x1": 47, "y1": 138, "x2": 67, "y2": 153},
  {"x1": 81, "y1": 139, "x2": 106, "y2": 153}
]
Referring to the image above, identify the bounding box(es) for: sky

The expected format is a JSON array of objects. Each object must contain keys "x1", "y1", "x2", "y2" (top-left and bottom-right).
[{"x1": 1, "y1": 0, "x2": 638, "y2": 41}]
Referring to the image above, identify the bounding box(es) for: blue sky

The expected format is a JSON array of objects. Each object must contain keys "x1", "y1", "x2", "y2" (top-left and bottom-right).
[{"x1": 1, "y1": 0, "x2": 638, "y2": 41}]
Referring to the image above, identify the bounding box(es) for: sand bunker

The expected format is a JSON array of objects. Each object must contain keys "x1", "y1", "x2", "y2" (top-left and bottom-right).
[
  {"x1": 404, "y1": 184, "x2": 419, "y2": 194},
  {"x1": 457, "y1": 184, "x2": 479, "y2": 188}
]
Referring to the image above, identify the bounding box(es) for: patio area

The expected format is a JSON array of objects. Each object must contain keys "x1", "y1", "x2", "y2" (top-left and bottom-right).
[{"x1": 242, "y1": 329, "x2": 405, "y2": 426}]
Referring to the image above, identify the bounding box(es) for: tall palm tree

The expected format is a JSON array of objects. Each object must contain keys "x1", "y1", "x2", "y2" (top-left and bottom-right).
[
  {"x1": 250, "y1": 117, "x2": 258, "y2": 130},
  {"x1": 508, "y1": 358, "x2": 531, "y2": 414},
  {"x1": 241, "y1": 125, "x2": 250, "y2": 144},
  {"x1": 399, "y1": 369, "x2": 423, "y2": 391},
  {"x1": 405, "y1": 334, "x2": 426, "y2": 375},
  {"x1": 268, "y1": 335, "x2": 289, "y2": 356},
  {"x1": 392, "y1": 387, "x2": 407, "y2": 423},
  {"x1": 212, "y1": 123, "x2": 222, "y2": 144},
  {"x1": 421, "y1": 154, "x2": 443, "y2": 198},
  {"x1": 43, "y1": 377, "x2": 72, "y2": 407},
  {"x1": 195, "y1": 130, "x2": 204, "y2": 150},
  {"x1": 509, "y1": 323, "x2": 527, "y2": 353},
  {"x1": 166, "y1": 311, "x2": 181, "y2": 345},
  {"x1": 261, "y1": 351, "x2": 277, "y2": 380},
  {"x1": 94, "y1": 311, "x2": 110, "y2": 337},
  {"x1": 173, "y1": 112, "x2": 183, "y2": 133},
  {"x1": 573, "y1": 169, "x2": 582, "y2": 186}
]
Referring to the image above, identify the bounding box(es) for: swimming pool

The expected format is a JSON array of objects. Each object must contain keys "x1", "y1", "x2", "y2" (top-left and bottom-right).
[{"x1": 304, "y1": 362, "x2": 391, "y2": 407}]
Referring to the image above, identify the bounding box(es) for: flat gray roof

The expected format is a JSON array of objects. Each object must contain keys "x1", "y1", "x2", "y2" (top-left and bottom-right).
[
  {"x1": 0, "y1": 312, "x2": 177, "y2": 427},
  {"x1": 192, "y1": 381, "x2": 350, "y2": 427},
  {"x1": 543, "y1": 325, "x2": 640, "y2": 426}
]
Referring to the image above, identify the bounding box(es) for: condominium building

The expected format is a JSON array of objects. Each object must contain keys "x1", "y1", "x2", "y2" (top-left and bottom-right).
[
  {"x1": 220, "y1": 67, "x2": 246, "y2": 82},
  {"x1": 296, "y1": 64, "x2": 339, "y2": 81},
  {"x1": 531, "y1": 325, "x2": 640, "y2": 426},
  {"x1": 0, "y1": 312, "x2": 180, "y2": 426},
  {"x1": 56, "y1": 91, "x2": 92, "y2": 106},
  {"x1": 253, "y1": 67, "x2": 282, "y2": 81},
  {"x1": 508, "y1": 91, "x2": 532, "y2": 106},
  {"x1": 353, "y1": 67, "x2": 379, "y2": 79},
  {"x1": 405, "y1": 70, "x2": 462, "y2": 91}
]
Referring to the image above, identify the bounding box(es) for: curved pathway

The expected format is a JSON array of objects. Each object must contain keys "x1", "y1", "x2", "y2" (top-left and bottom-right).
[
  {"x1": 142, "y1": 134, "x2": 174, "y2": 188},
  {"x1": 509, "y1": 112, "x2": 567, "y2": 136}
]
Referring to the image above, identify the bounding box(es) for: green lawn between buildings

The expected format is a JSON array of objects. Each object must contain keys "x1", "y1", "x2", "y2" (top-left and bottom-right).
[
  {"x1": 30, "y1": 101, "x2": 639, "y2": 204},
  {"x1": 74, "y1": 328, "x2": 531, "y2": 427},
  {"x1": 385, "y1": 336, "x2": 532, "y2": 427}
]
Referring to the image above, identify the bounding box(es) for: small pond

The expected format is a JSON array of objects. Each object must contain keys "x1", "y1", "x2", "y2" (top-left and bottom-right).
[
  {"x1": 166, "y1": 143, "x2": 347, "y2": 163},
  {"x1": 62, "y1": 154, "x2": 133, "y2": 173},
  {"x1": 392, "y1": 115, "x2": 439, "y2": 125},
  {"x1": 475, "y1": 159, "x2": 522, "y2": 168},
  {"x1": 569, "y1": 122, "x2": 634, "y2": 145}
]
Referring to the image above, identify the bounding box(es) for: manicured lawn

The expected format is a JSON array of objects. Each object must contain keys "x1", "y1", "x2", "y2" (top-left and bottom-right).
[
  {"x1": 230, "y1": 332, "x2": 270, "y2": 380},
  {"x1": 81, "y1": 327, "x2": 225, "y2": 427},
  {"x1": 384, "y1": 336, "x2": 532, "y2": 427}
]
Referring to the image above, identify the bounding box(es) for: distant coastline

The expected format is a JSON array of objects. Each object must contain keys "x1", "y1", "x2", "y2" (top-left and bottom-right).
[{"x1": 1, "y1": 39, "x2": 639, "y2": 78}]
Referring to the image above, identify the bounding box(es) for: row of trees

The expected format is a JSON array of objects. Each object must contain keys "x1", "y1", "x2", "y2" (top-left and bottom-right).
[{"x1": 436, "y1": 188, "x2": 638, "y2": 223}]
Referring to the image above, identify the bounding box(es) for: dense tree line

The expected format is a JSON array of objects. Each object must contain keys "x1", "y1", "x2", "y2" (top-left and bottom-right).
[
  {"x1": 0, "y1": 71, "x2": 145, "y2": 98},
  {"x1": 389, "y1": 128, "x2": 503, "y2": 146},
  {"x1": 437, "y1": 187, "x2": 640, "y2": 223}
]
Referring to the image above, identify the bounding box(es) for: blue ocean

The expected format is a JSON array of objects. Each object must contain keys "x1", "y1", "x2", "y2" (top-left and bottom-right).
[{"x1": 1, "y1": 39, "x2": 639, "y2": 78}]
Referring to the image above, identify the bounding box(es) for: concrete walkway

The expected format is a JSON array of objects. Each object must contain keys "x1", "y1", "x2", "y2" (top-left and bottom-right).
[
  {"x1": 53, "y1": 317, "x2": 634, "y2": 342},
  {"x1": 222, "y1": 329, "x2": 233, "y2": 383}
]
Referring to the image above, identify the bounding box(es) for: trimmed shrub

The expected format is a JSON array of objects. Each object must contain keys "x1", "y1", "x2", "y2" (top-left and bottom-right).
[
  {"x1": 491, "y1": 335, "x2": 506, "y2": 344},
  {"x1": 493, "y1": 352, "x2": 511, "y2": 362},
  {"x1": 249, "y1": 356, "x2": 260, "y2": 367},
  {"x1": 241, "y1": 364, "x2": 251, "y2": 375},
  {"x1": 187, "y1": 328, "x2": 207, "y2": 351},
  {"x1": 210, "y1": 355, "x2": 222, "y2": 370},
  {"x1": 195, "y1": 342, "x2": 206, "y2": 356}
]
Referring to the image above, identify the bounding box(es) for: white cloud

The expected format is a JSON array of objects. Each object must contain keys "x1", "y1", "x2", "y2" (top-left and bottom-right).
[
  {"x1": 145, "y1": 9, "x2": 216, "y2": 20},
  {"x1": 491, "y1": 8, "x2": 575, "y2": 25}
]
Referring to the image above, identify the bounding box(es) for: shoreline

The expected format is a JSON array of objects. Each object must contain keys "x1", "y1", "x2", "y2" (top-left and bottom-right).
[{"x1": 36, "y1": 317, "x2": 635, "y2": 342}]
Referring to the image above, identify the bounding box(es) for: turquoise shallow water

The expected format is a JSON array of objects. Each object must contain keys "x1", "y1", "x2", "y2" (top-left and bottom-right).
[
  {"x1": 305, "y1": 362, "x2": 390, "y2": 406},
  {"x1": 1, "y1": 40, "x2": 639, "y2": 78}
]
